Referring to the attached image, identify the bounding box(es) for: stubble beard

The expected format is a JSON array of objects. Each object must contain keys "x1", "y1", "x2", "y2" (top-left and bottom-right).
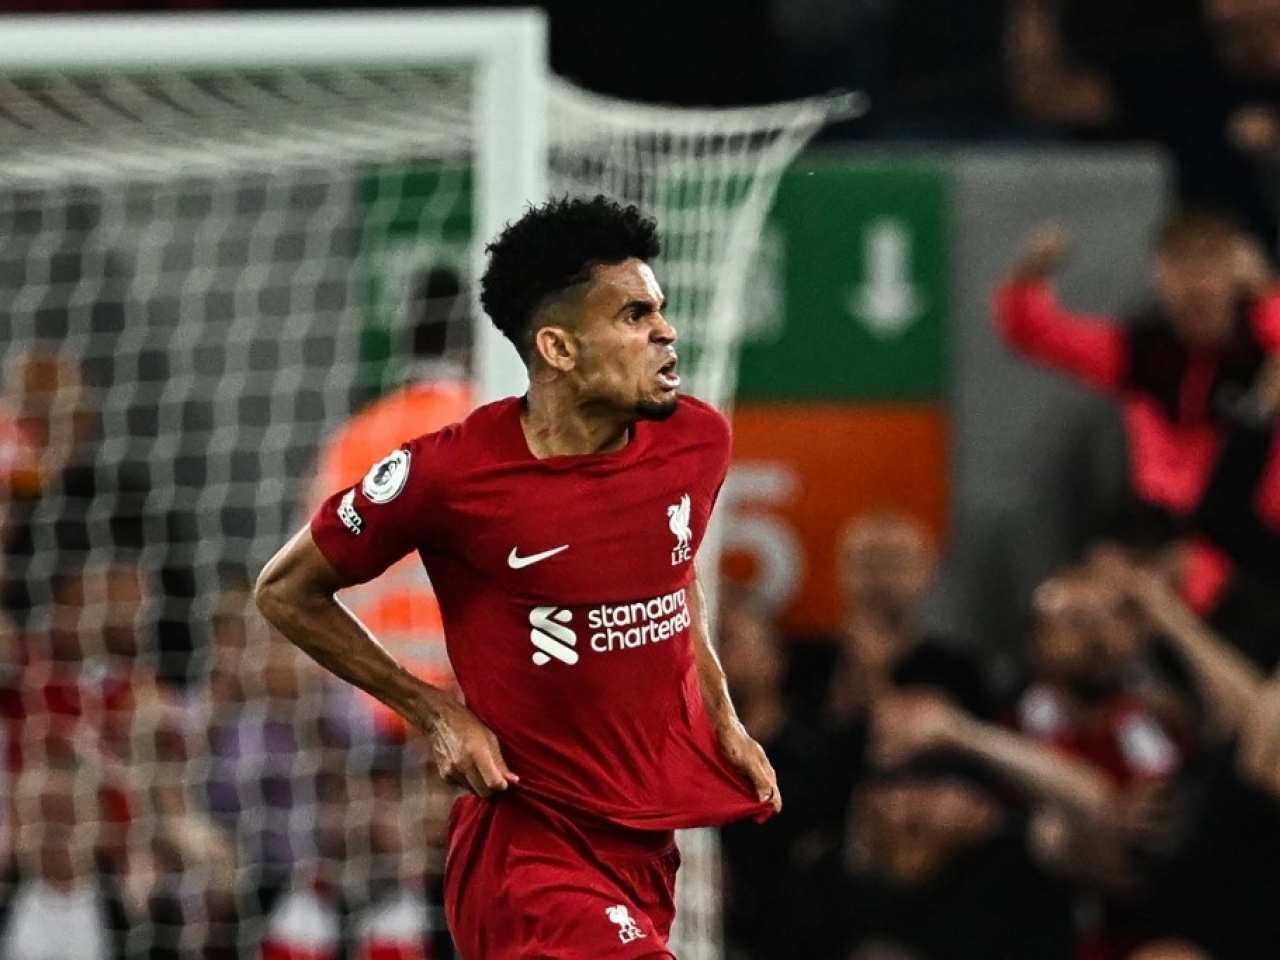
[{"x1": 635, "y1": 395, "x2": 679, "y2": 421}]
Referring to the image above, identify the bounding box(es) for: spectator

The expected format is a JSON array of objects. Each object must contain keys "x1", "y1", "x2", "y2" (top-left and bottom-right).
[
  {"x1": 1192, "y1": 355, "x2": 1280, "y2": 576},
  {"x1": 778, "y1": 737, "x2": 1076, "y2": 960},
  {"x1": 303, "y1": 266, "x2": 472, "y2": 740},
  {"x1": 0, "y1": 761, "x2": 135, "y2": 960},
  {"x1": 1005, "y1": 0, "x2": 1280, "y2": 249},
  {"x1": 716, "y1": 588, "x2": 831, "y2": 960},
  {"x1": 809, "y1": 510, "x2": 991, "y2": 727},
  {"x1": 1098, "y1": 553, "x2": 1280, "y2": 959},
  {"x1": 0, "y1": 348, "x2": 95, "y2": 618},
  {"x1": 191, "y1": 570, "x2": 368, "y2": 900},
  {"x1": 874, "y1": 690, "x2": 1136, "y2": 891},
  {"x1": 995, "y1": 210, "x2": 1280, "y2": 615},
  {"x1": 0, "y1": 550, "x2": 234, "y2": 956},
  {"x1": 1013, "y1": 565, "x2": 1187, "y2": 959},
  {"x1": 0, "y1": 551, "x2": 180, "y2": 802},
  {"x1": 0, "y1": 346, "x2": 196, "y2": 684},
  {"x1": 260, "y1": 742, "x2": 451, "y2": 960}
]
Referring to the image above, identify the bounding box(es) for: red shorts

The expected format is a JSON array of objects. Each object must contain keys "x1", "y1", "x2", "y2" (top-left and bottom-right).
[{"x1": 444, "y1": 792, "x2": 681, "y2": 959}]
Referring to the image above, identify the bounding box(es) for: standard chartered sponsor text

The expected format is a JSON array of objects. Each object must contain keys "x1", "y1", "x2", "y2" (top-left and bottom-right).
[{"x1": 587, "y1": 588, "x2": 689, "y2": 653}]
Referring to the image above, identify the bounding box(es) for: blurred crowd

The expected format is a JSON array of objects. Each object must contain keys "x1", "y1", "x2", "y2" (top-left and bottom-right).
[
  {"x1": 3, "y1": 2, "x2": 1280, "y2": 959},
  {"x1": 0, "y1": 346, "x2": 455, "y2": 958},
  {"x1": 718, "y1": 204, "x2": 1280, "y2": 960}
]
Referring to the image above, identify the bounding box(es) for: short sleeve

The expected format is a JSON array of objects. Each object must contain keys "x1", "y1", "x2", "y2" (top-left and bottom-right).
[{"x1": 309, "y1": 435, "x2": 440, "y2": 585}]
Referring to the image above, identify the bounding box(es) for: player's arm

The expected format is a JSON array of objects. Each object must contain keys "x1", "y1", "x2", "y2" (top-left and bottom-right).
[
  {"x1": 688, "y1": 568, "x2": 781, "y2": 812},
  {"x1": 256, "y1": 527, "x2": 518, "y2": 799},
  {"x1": 994, "y1": 224, "x2": 1129, "y2": 392}
]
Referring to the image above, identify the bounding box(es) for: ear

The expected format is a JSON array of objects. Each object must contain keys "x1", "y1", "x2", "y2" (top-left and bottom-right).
[{"x1": 533, "y1": 325, "x2": 577, "y2": 373}]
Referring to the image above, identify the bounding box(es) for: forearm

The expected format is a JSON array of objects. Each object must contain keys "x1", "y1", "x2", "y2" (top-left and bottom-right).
[
  {"x1": 688, "y1": 572, "x2": 739, "y2": 730},
  {"x1": 255, "y1": 529, "x2": 451, "y2": 732},
  {"x1": 1152, "y1": 600, "x2": 1263, "y2": 734}
]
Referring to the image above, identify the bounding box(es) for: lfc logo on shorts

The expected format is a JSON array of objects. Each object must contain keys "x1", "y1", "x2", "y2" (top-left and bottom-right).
[
  {"x1": 667, "y1": 493, "x2": 692, "y2": 565},
  {"x1": 605, "y1": 904, "x2": 646, "y2": 944}
]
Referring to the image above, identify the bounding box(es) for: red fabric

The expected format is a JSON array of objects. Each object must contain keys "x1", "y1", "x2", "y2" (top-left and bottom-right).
[
  {"x1": 1255, "y1": 430, "x2": 1280, "y2": 530},
  {"x1": 1120, "y1": 398, "x2": 1225, "y2": 515},
  {"x1": 446, "y1": 792, "x2": 679, "y2": 960},
  {"x1": 1179, "y1": 536, "x2": 1235, "y2": 616},
  {"x1": 0, "y1": 648, "x2": 140, "y2": 825},
  {"x1": 1016, "y1": 684, "x2": 1183, "y2": 960},
  {"x1": 305, "y1": 379, "x2": 472, "y2": 735},
  {"x1": 0, "y1": 647, "x2": 134, "y2": 765},
  {"x1": 357, "y1": 946, "x2": 431, "y2": 960},
  {"x1": 1249, "y1": 288, "x2": 1280, "y2": 353},
  {"x1": 996, "y1": 281, "x2": 1280, "y2": 519},
  {"x1": 261, "y1": 947, "x2": 335, "y2": 960},
  {"x1": 310, "y1": 396, "x2": 770, "y2": 832},
  {"x1": 259, "y1": 881, "x2": 341, "y2": 960},
  {"x1": 0, "y1": 413, "x2": 41, "y2": 498},
  {"x1": 994, "y1": 281, "x2": 1129, "y2": 392},
  {"x1": 1015, "y1": 684, "x2": 1183, "y2": 790}
]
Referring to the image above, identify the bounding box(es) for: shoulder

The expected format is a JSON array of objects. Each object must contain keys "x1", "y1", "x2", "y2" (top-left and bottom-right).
[
  {"x1": 669, "y1": 395, "x2": 731, "y2": 446},
  {"x1": 403, "y1": 396, "x2": 521, "y2": 459}
]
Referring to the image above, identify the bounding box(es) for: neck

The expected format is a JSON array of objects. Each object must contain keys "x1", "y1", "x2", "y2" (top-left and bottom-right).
[{"x1": 521, "y1": 387, "x2": 632, "y2": 458}]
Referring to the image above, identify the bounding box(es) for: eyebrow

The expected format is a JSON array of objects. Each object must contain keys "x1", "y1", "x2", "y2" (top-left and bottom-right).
[{"x1": 615, "y1": 297, "x2": 668, "y2": 317}]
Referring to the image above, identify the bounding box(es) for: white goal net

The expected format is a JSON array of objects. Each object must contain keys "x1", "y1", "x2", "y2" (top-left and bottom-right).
[{"x1": 0, "y1": 14, "x2": 845, "y2": 959}]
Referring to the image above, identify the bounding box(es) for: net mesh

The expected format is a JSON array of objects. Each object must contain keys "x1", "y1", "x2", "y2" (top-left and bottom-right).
[{"x1": 0, "y1": 56, "x2": 838, "y2": 959}]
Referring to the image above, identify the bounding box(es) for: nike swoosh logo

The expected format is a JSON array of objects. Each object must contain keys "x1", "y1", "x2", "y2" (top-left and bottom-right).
[{"x1": 507, "y1": 544, "x2": 569, "y2": 569}]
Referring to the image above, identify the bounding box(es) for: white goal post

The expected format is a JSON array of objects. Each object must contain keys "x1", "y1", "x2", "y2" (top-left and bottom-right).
[{"x1": 0, "y1": 10, "x2": 544, "y2": 404}]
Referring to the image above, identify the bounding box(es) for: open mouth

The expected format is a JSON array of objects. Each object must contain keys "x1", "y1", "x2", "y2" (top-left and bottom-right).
[{"x1": 656, "y1": 357, "x2": 680, "y2": 390}]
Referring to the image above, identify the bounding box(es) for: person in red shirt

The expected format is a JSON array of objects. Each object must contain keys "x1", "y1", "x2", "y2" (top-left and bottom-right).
[
  {"x1": 255, "y1": 195, "x2": 780, "y2": 959},
  {"x1": 994, "y1": 208, "x2": 1280, "y2": 614},
  {"x1": 1014, "y1": 566, "x2": 1186, "y2": 960}
]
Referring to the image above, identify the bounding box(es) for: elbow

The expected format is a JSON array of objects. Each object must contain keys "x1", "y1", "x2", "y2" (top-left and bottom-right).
[{"x1": 253, "y1": 559, "x2": 291, "y2": 628}]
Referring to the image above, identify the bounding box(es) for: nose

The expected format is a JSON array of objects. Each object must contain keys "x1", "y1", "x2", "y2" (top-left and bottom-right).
[{"x1": 652, "y1": 312, "x2": 677, "y2": 344}]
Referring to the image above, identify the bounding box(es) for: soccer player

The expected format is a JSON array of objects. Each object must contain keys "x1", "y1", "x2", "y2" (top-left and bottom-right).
[{"x1": 255, "y1": 195, "x2": 781, "y2": 958}]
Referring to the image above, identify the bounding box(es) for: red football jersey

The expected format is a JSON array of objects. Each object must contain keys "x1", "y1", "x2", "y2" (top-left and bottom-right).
[{"x1": 311, "y1": 395, "x2": 770, "y2": 830}]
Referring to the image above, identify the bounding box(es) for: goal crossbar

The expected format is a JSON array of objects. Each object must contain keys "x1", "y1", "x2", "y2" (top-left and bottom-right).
[{"x1": 0, "y1": 11, "x2": 546, "y2": 402}]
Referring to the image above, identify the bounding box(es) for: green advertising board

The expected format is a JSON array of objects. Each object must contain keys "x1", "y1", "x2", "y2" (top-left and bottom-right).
[
  {"x1": 357, "y1": 163, "x2": 474, "y2": 402},
  {"x1": 735, "y1": 154, "x2": 948, "y2": 401},
  {"x1": 356, "y1": 152, "x2": 948, "y2": 405}
]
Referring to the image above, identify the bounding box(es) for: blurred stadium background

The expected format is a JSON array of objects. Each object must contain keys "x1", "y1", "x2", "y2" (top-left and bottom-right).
[{"x1": 1, "y1": 2, "x2": 1279, "y2": 959}]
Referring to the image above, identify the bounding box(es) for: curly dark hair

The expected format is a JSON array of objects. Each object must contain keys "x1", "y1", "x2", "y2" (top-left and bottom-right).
[{"x1": 480, "y1": 195, "x2": 661, "y2": 362}]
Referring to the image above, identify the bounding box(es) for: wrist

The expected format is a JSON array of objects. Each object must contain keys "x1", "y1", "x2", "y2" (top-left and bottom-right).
[
  {"x1": 713, "y1": 712, "x2": 745, "y2": 738},
  {"x1": 391, "y1": 671, "x2": 453, "y2": 732}
]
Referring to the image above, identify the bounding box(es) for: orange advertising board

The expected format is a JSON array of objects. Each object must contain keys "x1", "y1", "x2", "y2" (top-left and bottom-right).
[{"x1": 721, "y1": 403, "x2": 948, "y2": 637}]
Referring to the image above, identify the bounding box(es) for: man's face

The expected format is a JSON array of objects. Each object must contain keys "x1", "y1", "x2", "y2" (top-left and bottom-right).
[
  {"x1": 1151, "y1": 237, "x2": 1239, "y2": 345},
  {"x1": 855, "y1": 777, "x2": 998, "y2": 887},
  {"x1": 1204, "y1": 0, "x2": 1280, "y2": 77},
  {"x1": 837, "y1": 516, "x2": 935, "y2": 629},
  {"x1": 1033, "y1": 575, "x2": 1137, "y2": 701},
  {"x1": 562, "y1": 258, "x2": 680, "y2": 420}
]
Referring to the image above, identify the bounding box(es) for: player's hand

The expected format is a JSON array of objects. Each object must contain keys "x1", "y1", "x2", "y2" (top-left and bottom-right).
[
  {"x1": 1012, "y1": 223, "x2": 1070, "y2": 282},
  {"x1": 426, "y1": 699, "x2": 520, "y2": 799},
  {"x1": 715, "y1": 719, "x2": 781, "y2": 813}
]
